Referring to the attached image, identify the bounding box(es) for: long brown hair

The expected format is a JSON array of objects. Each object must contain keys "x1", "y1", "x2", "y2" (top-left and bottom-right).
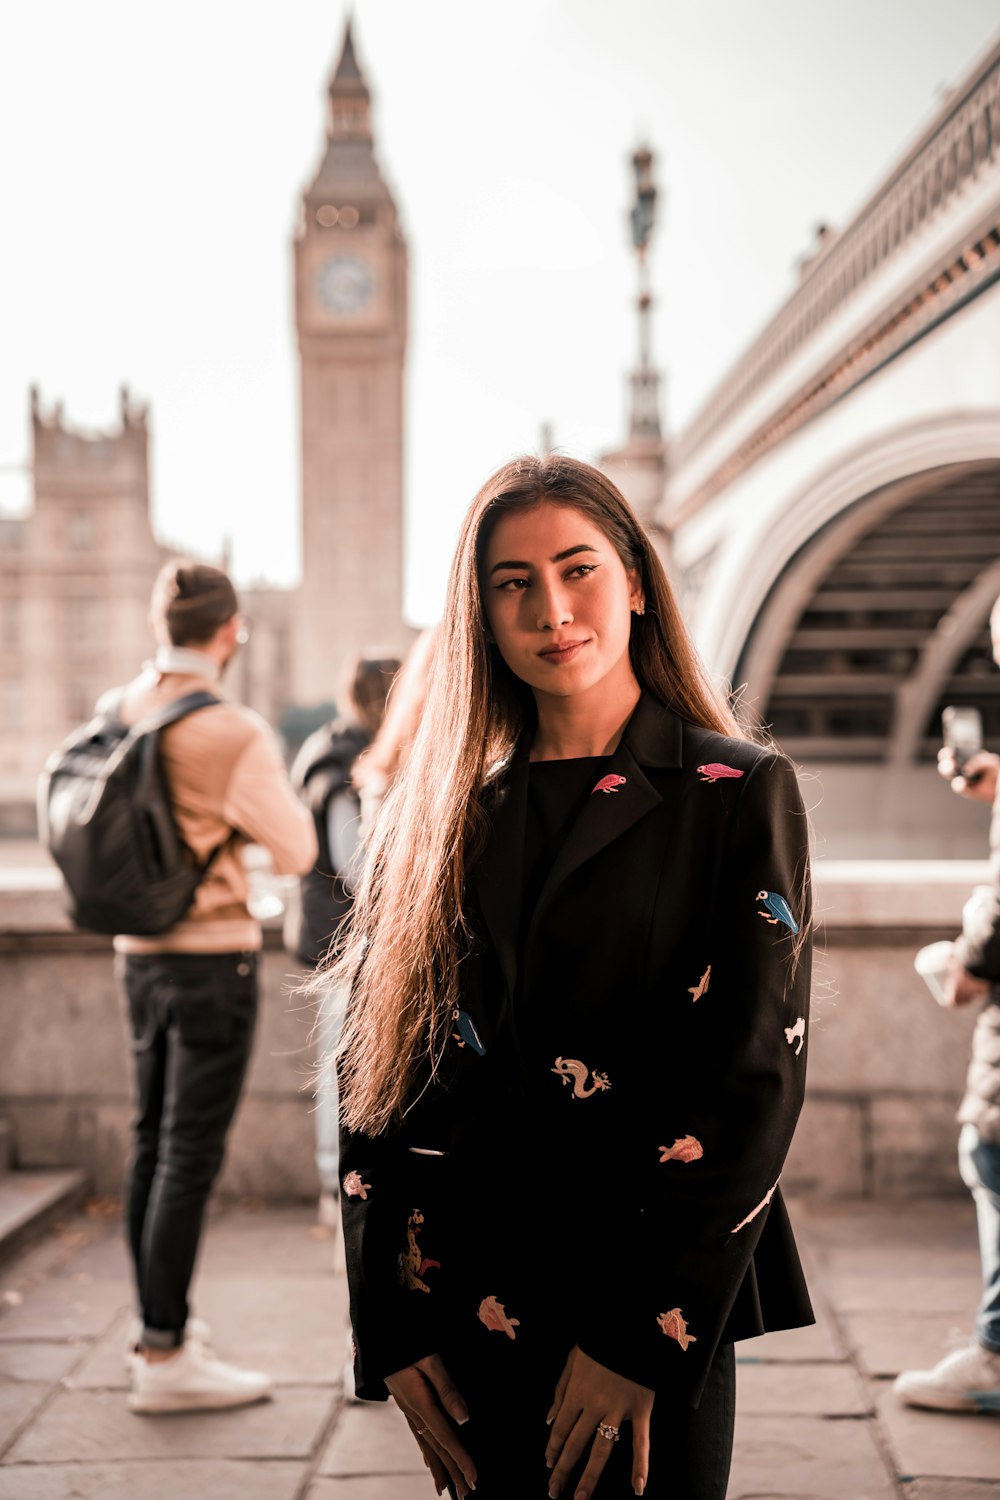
[{"x1": 330, "y1": 455, "x2": 747, "y2": 1134}]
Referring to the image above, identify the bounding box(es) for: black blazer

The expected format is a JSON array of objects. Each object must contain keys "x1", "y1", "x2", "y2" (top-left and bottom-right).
[{"x1": 341, "y1": 694, "x2": 814, "y2": 1409}]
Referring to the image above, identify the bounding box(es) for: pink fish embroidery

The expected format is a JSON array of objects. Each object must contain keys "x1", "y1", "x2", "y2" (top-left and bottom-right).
[
  {"x1": 688, "y1": 965, "x2": 711, "y2": 1002},
  {"x1": 730, "y1": 1179, "x2": 780, "y2": 1235},
  {"x1": 697, "y1": 763, "x2": 744, "y2": 783},
  {"x1": 342, "y1": 1170, "x2": 371, "y2": 1200},
  {"x1": 592, "y1": 774, "x2": 627, "y2": 795},
  {"x1": 659, "y1": 1136, "x2": 704, "y2": 1164},
  {"x1": 657, "y1": 1308, "x2": 696, "y2": 1350},
  {"x1": 552, "y1": 1056, "x2": 611, "y2": 1098},
  {"x1": 478, "y1": 1295, "x2": 520, "y2": 1339}
]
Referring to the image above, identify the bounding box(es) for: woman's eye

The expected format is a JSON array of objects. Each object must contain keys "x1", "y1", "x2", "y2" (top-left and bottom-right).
[
  {"x1": 568, "y1": 564, "x2": 597, "y2": 579},
  {"x1": 496, "y1": 577, "x2": 529, "y2": 591}
]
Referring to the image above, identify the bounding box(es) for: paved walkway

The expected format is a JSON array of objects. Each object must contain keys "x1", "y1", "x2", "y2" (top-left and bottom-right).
[{"x1": 0, "y1": 1196, "x2": 997, "y2": 1499}]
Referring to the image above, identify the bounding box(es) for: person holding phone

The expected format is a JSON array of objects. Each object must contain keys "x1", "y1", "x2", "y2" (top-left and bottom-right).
[
  {"x1": 325, "y1": 455, "x2": 814, "y2": 1498},
  {"x1": 895, "y1": 595, "x2": 1000, "y2": 1413}
]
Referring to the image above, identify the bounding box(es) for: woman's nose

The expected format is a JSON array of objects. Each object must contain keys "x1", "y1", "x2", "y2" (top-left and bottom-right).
[{"x1": 536, "y1": 583, "x2": 573, "y2": 631}]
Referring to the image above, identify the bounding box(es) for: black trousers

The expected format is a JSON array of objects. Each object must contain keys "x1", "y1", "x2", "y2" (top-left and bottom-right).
[
  {"x1": 120, "y1": 950, "x2": 258, "y2": 1347},
  {"x1": 444, "y1": 1338, "x2": 736, "y2": 1500}
]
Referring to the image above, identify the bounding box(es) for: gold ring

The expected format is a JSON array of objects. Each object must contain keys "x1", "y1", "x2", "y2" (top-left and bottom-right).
[{"x1": 596, "y1": 1422, "x2": 620, "y2": 1443}]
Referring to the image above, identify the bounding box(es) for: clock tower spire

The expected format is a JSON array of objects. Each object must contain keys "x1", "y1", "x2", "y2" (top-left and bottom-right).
[{"x1": 293, "y1": 18, "x2": 409, "y2": 706}]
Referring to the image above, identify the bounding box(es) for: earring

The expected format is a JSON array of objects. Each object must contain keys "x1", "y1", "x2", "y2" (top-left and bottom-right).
[{"x1": 633, "y1": 600, "x2": 645, "y2": 617}]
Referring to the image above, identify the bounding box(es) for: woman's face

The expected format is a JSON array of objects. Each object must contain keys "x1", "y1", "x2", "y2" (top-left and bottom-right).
[{"x1": 481, "y1": 501, "x2": 642, "y2": 706}]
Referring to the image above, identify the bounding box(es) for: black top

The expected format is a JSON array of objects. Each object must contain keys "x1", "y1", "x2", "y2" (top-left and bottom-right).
[{"x1": 520, "y1": 756, "x2": 609, "y2": 949}]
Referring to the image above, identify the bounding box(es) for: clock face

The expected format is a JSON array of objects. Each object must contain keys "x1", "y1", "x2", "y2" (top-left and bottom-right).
[{"x1": 317, "y1": 255, "x2": 374, "y2": 316}]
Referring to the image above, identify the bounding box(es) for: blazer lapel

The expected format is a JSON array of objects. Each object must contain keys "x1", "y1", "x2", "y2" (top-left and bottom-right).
[
  {"x1": 468, "y1": 736, "x2": 529, "y2": 997},
  {"x1": 527, "y1": 695, "x2": 684, "y2": 939}
]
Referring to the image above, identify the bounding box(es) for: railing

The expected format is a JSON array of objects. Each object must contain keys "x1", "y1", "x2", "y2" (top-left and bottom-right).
[{"x1": 673, "y1": 35, "x2": 1000, "y2": 471}]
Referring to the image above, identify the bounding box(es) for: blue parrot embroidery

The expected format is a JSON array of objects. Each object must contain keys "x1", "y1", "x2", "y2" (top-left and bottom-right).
[
  {"x1": 453, "y1": 1008, "x2": 486, "y2": 1055},
  {"x1": 756, "y1": 890, "x2": 799, "y2": 933}
]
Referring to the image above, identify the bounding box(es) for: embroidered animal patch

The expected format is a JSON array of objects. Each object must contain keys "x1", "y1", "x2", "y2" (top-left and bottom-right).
[
  {"x1": 657, "y1": 1308, "x2": 696, "y2": 1350},
  {"x1": 697, "y1": 763, "x2": 744, "y2": 783},
  {"x1": 731, "y1": 1179, "x2": 780, "y2": 1235},
  {"x1": 342, "y1": 1170, "x2": 371, "y2": 1200},
  {"x1": 756, "y1": 890, "x2": 799, "y2": 933},
  {"x1": 397, "y1": 1209, "x2": 441, "y2": 1294},
  {"x1": 784, "y1": 1017, "x2": 806, "y2": 1055},
  {"x1": 659, "y1": 1136, "x2": 704, "y2": 1164},
  {"x1": 592, "y1": 774, "x2": 627, "y2": 795},
  {"x1": 452, "y1": 1008, "x2": 486, "y2": 1055},
  {"x1": 688, "y1": 965, "x2": 711, "y2": 1002},
  {"x1": 478, "y1": 1295, "x2": 520, "y2": 1339},
  {"x1": 551, "y1": 1056, "x2": 611, "y2": 1098}
]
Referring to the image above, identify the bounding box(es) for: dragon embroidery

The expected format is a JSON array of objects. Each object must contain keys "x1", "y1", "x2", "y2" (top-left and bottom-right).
[
  {"x1": 688, "y1": 965, "x2": 711, "y2": 1002},
  {"x1": 551, "y1": 1056, "x2": 611, "y2": 1098},
  {"x1": 731, "y1": 1179, "x2": 780, "y2": 1235},
  {"x1": 478, "y1": 1295, "x2": 520, "y2": 1339},
  {"x1": 397, "y1": 1209, "x2": 441, "y2": 1293}
]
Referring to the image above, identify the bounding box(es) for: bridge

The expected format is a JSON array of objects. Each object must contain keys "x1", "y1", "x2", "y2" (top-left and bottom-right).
[{"x1": 662, "y1": 33, "x2": 1000, "y2": 857}]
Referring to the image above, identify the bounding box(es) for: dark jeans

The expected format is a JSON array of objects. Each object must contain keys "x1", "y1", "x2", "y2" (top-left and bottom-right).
[{"x1": 120, "y1": 950, "x2": 258, "y2": 1348}]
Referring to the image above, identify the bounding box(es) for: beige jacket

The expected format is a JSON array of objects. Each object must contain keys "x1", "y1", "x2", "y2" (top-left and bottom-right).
[{"x1": 111, "y1": 663, "x2": 317, "y2": 955}]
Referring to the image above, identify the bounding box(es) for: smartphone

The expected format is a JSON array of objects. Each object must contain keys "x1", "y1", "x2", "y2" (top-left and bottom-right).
[{"x1": 942, "y1": 705, "x2": 984, "y2": 779}]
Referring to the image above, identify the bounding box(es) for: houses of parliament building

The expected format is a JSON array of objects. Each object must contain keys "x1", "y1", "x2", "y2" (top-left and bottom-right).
[{"x1": 0, "y1": 23, "x2": 413, "y2": 826}]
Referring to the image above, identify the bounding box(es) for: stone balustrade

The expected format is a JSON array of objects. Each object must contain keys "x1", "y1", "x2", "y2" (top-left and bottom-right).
[{"x1": 0, "y1": 861, "x2": 991, "y2": 1199}]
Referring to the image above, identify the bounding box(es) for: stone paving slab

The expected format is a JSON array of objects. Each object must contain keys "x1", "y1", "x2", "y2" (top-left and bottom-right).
[
  {"x1": 0, "y1": 1341, "x2": 80, "y2": 1383},
  {"x1": 0, "y1": 1459, "x2": 307, "y2": 1500},
  {"x1": 876, "y1": 1388, "x2": 1000, "y2": 1482},
  {"x1": 0, "y1": 1276, "x2": 126, "y2": 1340},
  {"x1": 196, "y1": 1207, "x2": 339, "y2": 1276},
  {"x1": 0, "y1": 1382, "x2": 50, "y2": 1451},
  {"x1": 823, "y1": 1272, "x2": 980, "y2": 1315},
  {"x1": 841, "y1": 1311, "x2": 975, "y2": 1377},
  {"x1": 319, "y1": 1399, "x2": 424, "y2": 1476},
  {"x1": 4, "y1": 1386, "x2": 334, "y2": 1464},
  {"x1": 308, "y1": 1478, "x2": 433, "y2": 1500},
  {"x1": 909, "y1": 1482, "x2": 1000, "y2": 1498},
  {"x1": 735, "y1": 1359, "x2": 872, "y2": 1416},
  {"x1": 726, "y1": 1413, "x2": 898, "y2": 1498},
  {"x1": 739, "y1": 1307, "x2": 846, "y2": 1362}
]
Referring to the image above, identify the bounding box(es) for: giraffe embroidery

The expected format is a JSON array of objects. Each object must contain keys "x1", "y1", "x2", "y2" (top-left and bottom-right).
[
  {"x1": 478, "y1": 1295, "x2": 520, "y2": 1339},
  {"x1": 551, "y1": 1057, "x2": 611, "y2": 1098},
  {"x1": 659, "y1": 1136, "x2": 704, "y2": 1164},
  {"x1": 688, "y1": 965, "x2": 711, "y2": 1002},
  {"x1": 784, "y1": 1017, "x2": 805, "y2": 1055},
  {"x1": 657, "y1": 1308, "x2": 696, "y2": 1350},
  {"x1": 592, "y1": 774, "x2": 627, "y2": 795},
  {"x1": 731, "y1": 1179, "x2": 780, "y2": 1235},
  {"x1": 342, "y1": 1170, "x2": 371, "y2": 1200},
  {"x1": 397, "y1": 1209, "x2": 441, "y2": 1293},
  {"x1": 696, "y1": 763, "x2": 744, "y2": 783}
]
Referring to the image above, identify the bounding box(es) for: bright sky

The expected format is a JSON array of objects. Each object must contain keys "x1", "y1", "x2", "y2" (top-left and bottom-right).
[{"x1": 2, "y1": 1, "x2": 998, "y2": 624}]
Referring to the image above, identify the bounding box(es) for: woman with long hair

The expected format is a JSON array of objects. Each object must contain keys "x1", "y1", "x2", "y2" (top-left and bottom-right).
[{"x1": 330, "y1": 455, "x2": 813, "y2": 1500}]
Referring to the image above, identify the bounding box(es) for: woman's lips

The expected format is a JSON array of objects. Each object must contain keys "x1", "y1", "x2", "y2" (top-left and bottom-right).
[{"x1": 538, "y1": 640, "x2": 587, "y2": 664}]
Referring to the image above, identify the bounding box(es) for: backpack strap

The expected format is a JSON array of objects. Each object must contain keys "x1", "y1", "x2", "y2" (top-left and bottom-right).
[{"x1": 130, "y1": 690, "x2": 220, "y2": 737}]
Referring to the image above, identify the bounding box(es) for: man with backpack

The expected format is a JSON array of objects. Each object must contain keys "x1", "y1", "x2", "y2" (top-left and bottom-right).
[{"x1": 61, "y1": 560, "x2": 316, "y2": 1413}]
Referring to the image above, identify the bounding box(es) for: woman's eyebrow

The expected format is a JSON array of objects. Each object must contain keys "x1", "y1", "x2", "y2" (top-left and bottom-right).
[{"x1": 488, "y1": 545, "x2": 597, "y2": 576}]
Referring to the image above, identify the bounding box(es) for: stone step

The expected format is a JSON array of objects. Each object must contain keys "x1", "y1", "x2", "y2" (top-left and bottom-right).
[{"x1": 0, "y1": 1168, "x2": 88, "y2": 1266}]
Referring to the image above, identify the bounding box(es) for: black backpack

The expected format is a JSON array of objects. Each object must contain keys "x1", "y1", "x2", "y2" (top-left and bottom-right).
[{"x1": 37, "y1": 690, "x2": 224, "y2": 936}]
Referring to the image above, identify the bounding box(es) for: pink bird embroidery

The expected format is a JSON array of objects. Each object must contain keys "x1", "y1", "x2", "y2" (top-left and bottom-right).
[
  {"x1": 657, "y1": 1308, "x2": 697, "y2": 1350},
  {"x1": 697, "y1": 763, "x2": 744, "y2": 783},
  {"x1": 592, "y1": 773, "x2": 627, "y2": 795},
  {"x1": 478, "y1": 1295, "x2": 520, "y2": 1339},
  {"x1": 659, "y1": 1136, "x2": 704, "y2": 1164},
  {"x1": 342, "y1": 1170, "x2": 371, "y2": 1200}
]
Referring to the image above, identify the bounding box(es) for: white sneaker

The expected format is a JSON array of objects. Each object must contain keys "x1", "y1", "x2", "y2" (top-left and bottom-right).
[
  {"x1": 125, "y1": 1315, "x2": 213, "y2": 1368},
  {"x1": 894, "y1": 1341, "x2": 1000, "y2": 1413},
  {"x1": 342, "y1": 1328, "x2": 360, "y2": 1404},
  {"x1": 128, "y1": 1339, "x2": 273, "y2": 1414}
]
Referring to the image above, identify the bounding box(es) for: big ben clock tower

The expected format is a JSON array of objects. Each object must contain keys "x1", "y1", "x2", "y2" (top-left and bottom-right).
[{"x1": 293, "y1": 20, "x2": 409, "y2": 705}]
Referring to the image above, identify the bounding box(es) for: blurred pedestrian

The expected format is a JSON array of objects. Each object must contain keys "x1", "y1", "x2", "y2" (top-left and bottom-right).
[
  {"x1": 327, "y1": 456, "x2": 814, "y2": 1499},
  {"x1": 112, "y1": 561, "x2": 317, "y2": 1413},
  {"x1": 352, "y1": 627, "x2": 437, "y2": 836},
  {"x1": 285, "y1": 653, "x2": 400, "y2": 1228},
  {"x1": 895, "y1": 596, "x2": 1000, "y2": 1414}
]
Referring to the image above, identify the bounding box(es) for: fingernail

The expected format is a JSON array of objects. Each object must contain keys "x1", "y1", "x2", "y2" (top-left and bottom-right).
[
  {"x1": 545, "y1": 1407, "x2": 555, "y2": 1424},
  {"x1": 576, "y1": 1490, "x2": 590, "y2": 1500},
  {"x1": 452, "y1": 1408, "x2": 469, "y2": 1426},
  {"x1": 634, "y1": 1483, "x2": 645, "y2": 1497}
]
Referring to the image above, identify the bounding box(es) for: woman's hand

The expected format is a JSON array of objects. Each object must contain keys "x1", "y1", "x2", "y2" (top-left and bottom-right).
[
  {"x1": 385, "y1": 1354, "x2": 477, "y2": 1498},
  {"x1": 545, "y1": 1345, "x2": 653, "y2": 1499}
]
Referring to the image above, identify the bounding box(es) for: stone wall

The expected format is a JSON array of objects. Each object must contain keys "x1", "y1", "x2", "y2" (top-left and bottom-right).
[{"x1": 0, "y1": 861, "x2": 990, "y2": 1199}]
